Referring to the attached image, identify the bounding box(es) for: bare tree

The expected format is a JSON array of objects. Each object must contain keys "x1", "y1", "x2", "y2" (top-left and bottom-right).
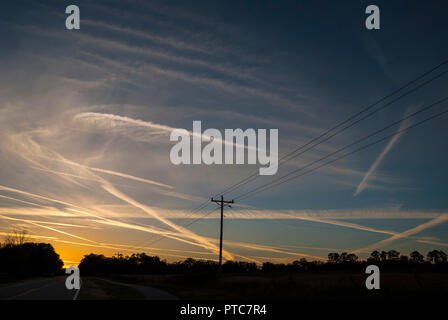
[{"x1": 3, "y1": 229, "x2": 28, "y2": 246}]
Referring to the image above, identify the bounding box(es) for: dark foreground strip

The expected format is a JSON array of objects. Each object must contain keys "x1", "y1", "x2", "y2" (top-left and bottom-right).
[{"x1": 1, "y1": 298, "x2": 446, "y2": 319}]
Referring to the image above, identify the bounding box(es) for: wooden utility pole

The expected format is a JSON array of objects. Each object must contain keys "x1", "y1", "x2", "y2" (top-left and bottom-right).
[{"x1": 211, "y1": 195, "x2": 234, "y2": 273}]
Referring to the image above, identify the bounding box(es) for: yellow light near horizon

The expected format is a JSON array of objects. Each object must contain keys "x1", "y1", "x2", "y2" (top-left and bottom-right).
[
  {"x1": 62, "y1": 261, "x2": 80, "y2": 268},
  {"x1": 52, "y1": 243, "x2": 85, "y2": 268}
]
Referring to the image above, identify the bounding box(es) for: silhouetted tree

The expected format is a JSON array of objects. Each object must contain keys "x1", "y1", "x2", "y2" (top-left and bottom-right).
[
  {"x1": 399, "y1": 255, "x2": 409, "y2": 264},
  {"x1": 223, "y1": 261, "x2": 257, "y2": 273},
  {"x1": 341, "y1": 253, "x2": 358, "y2": 263},
  {"x1": 0, "y1": 242, "x2": 63, "y2": 276},
  {"x1": 368, "y1": 250, "x2": 380, "y2": 263},
  {"x1": 78, "y1": 254, "x2": 107, "y2": 275},
  {"x1": 328, "y1": 252, "x2": 357, "y2": 264},
  {"x1": 328, "y1": 253, "x2": 340, "y2": 263},
  {"x1": 410, "y1": 251, "x2": 424, "y2": 264},
  {"x1": 261, "y1": 262, "x2": 276, "y2": 272},
  {"x1": 76, "y1": 249, "x2": 448, "y2": 275},
  {"x1": 427, "y1": 250, "x2": 447, "y2": 264},
  {"x1": 387, "y1": 250, "x2": 400, "y2": 261}
]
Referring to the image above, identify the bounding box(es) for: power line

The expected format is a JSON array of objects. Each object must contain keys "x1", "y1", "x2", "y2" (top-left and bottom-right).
[
  {"x1": 235, "y1": 102, "x2": 448, "y2": 202},
  {"x1": 133, "y1": 60, "x2": 448, "y2": 256},
  {"x1": 221, "y1": 68, "x2": 448, "y2": 197},
  {"x1": 150, "y1": 69, "x2": 448, "y2": 251},
  {"x1": 134, "y1": 97, "x2": 448, "y2": 255},
  {"x1": 226, "y1": 69, "x2": 448, "y2": 196},
  {"x1": 213, "y1": 60, "x2": 448, "y2": 198}
]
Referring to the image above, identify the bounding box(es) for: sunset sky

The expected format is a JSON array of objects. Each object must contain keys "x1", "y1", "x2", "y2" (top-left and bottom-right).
[{"x1": 0, "y1": 0, "x2": 447, "y2": 267}]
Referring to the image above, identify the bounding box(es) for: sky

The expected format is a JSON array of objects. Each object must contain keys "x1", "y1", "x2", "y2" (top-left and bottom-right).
[{"x1": 0, "y1": 0, "x2": 447, "y2": 266}]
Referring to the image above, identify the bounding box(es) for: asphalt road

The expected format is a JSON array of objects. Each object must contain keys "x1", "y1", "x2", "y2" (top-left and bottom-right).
[
  {"x1": 0, "y1": 277, "x2": 176, "y2": 300},
  {"x1": 0, "y1": 276, "x2": 78, "y2": 300}
]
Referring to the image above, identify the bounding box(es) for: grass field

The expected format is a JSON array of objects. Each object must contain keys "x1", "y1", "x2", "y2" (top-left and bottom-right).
[
  {"x1": 103, "y1": 271, "x2": 448, "y2": 300},
  {"x1": 79, "y1": 277, "x2": 145, "y2": 300}
]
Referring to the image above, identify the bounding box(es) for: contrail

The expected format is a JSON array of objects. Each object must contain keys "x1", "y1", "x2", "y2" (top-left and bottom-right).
[
  {"x1": 1, "y1": 211, "x2": 225, "y2": 260},
  {"x1": 38, "y1": 141, "x2": 234, "y2": 259},
  {"x1": 0, "y1": 194, "x2": 56, "y2": 209},
  {"x1": 205, "y1": 236, "x2": 325, "y2": 261},
  {"x1": 74, "y1": 112, "x2": 254, "y2": 150},
  {"x1": 32, "y1": 164, "x2": 204, "y2": 203},
  {"x1": 0, "y1": 214, "x2": 98, "y2": 243},
  {"x1": 9, "y1": 132, "x2": 173, "y2": 190},
  {"x1": 353, "y1": 213, "x2": 448, "y2": 254},
  {"x1": 53, "y1": 239, "x2": 219, "y2": 261},
  {"x1": 227, "y1": 241, "x2": 325, "y2": 261},
  {"x1": 229, "y1": 207, "x2": 448, "y2": 246},
  {"x1": 354, "y1": 108, "x2": 413, "y2": 196},
  {"x1": 101, "y1": 182, "x2": 234, "y2": 259},
  {"x1": 0, "y1": 232, "x2": 57, "y2": 240},
  {"x1": 0, "y1": 184, "x2": 91, "y2": 213},
  {"x1": 7, "y1": 134, "x2": 231, "y2": 258},
  {"x1": 90, "y1": 167, "x2": 172, "y2": 189},
  {"x1": 0, "y1": 181, "x2": 233, "y2": 258},
  {"x1": 14, "y1": 132, "x2": 205, "y2": 203}
]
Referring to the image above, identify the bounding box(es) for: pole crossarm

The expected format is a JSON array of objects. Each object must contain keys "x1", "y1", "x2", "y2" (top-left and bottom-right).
[{"x1": 211, "y1": 197, "x2": 234, "y2": 206}]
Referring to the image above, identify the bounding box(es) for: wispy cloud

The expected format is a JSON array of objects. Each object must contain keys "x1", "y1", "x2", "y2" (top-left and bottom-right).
[{"x1": 18, "y1": 24, "x2": 308, "y2": 113}]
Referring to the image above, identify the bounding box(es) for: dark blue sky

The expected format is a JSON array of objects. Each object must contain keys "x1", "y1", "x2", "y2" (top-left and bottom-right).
[{"x1": 0, "y1": 0, "x2": 447, "y2": 263}]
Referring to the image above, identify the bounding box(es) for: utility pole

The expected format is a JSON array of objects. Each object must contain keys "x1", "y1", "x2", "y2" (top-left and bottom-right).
[{"x1": 211, "y1": 195, "x2": 234, "y2": 273}]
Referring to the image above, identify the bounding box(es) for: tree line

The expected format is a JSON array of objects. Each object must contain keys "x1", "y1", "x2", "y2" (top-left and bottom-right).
[
  {"x1": 79, "y1": 249, "x2": 448, "y2": 275},
  {"x1": 329, "y1": 249, "x2": 447, "y2": 265},
  {"x1": 1, "y1": 229, "x2": 446, "y2": 277},
  {"x1": 0, "y1": 231, "x2": 63, "y2": 278}
]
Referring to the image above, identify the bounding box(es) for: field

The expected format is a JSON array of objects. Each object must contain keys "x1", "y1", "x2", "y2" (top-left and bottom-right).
[
  {"x1": 79, "y1": 278, "x2": 145, "y2": 300},
  {"x1": 101, "y1": 271, "x2": 448, "y2": 300}
]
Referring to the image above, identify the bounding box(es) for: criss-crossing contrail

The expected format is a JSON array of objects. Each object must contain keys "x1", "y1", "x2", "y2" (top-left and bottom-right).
[
  {"x1": 0, "y1": 214, "x2": 98, "y2": 243},
  {"x1": 4, "y1": 132, "x2": 236, "y2": 259},
  {"x1": 353, "y1": 213, "x2": 448, "y2": 254}
]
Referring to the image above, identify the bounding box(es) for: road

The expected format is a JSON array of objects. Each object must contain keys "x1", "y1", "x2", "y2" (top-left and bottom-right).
[
  {"x1": 0, "y1": 276, "x2": 177, "y2": 300},
  {"x1": 0, "y1": 277, "x2": 78, "y2": 300}
]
